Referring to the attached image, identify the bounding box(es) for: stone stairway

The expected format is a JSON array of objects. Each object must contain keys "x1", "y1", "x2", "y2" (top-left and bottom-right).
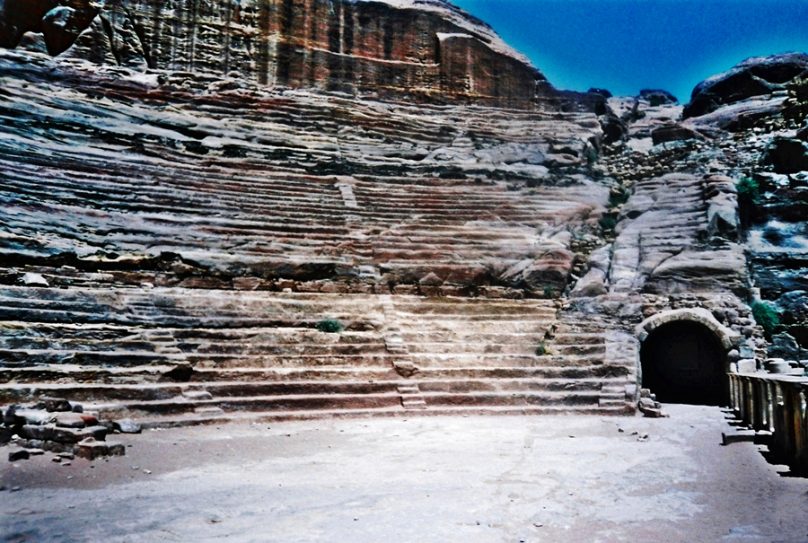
[{"x1": 0, "y1": 286, "x2": 634, "y2": 427}]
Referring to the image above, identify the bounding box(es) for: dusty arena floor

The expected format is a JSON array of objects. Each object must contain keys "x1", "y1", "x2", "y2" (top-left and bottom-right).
[{"x1": 2, "y1": 405, "x2": 807, "y2": 543}]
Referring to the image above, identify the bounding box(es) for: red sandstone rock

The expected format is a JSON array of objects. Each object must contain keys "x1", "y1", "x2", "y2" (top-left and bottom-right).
[{"x1": 0, "y1": 0, "x2": 556, "y2": 108}]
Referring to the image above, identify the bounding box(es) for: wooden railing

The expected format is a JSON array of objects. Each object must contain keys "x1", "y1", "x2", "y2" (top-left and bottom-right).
[{"x1": 728, "y1": 372, "x2": 808, "y2": 476}]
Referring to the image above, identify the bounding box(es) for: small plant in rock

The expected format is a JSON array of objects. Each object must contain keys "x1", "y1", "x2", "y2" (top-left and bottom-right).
[
  {"x1": 751, "y1": 301, "x2": 780, "y2": 339},
  {"x1": 316, "y1": 318, "x2": 345, "y2": 333},
  {"x1": 535, "y1": 342, "x2": 548, "y2": 356},
  {"x1": 736, "y1": 176, "x2": 761, "y2": 204},
  {"x1": 584, "y1": 145, "x2": 599, "y2": 166},
  {"x1": 736, "y1": 176, "x2": 761, "y2": 227},
  {"x1": 608, "y1": 186, "x2": 630, "y2": 208},
  {"x1": 542, "y1": 286, "x2": 556, "y2": 299},
  {"x1": 599, "y1": 212, "x2": 618, "y2": 233}
]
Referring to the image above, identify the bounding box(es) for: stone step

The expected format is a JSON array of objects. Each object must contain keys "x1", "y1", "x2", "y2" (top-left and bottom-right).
[
  {"x1": 1, "y1": 325, "x2": 385, "y2": 345},
  {"x1": 0, "y1": 348, "x2": 185, "y2": 367},
  {"x1": 416, "y1": 366, "x2": 631, "y2": 379},
  {"x1": 0, "y1": 365, "x2": 400, "y2": 384},
  {"x1": 417, "y1": 390, "x2": 603, "y2": 407},
  {"x1": 407, "y1": 353, "x2": 604, "y2": 367},
  {"x1": 401, "y1": 398, "x2": 428, "y2": 410},
  {"x1": 92, "y1": 393, "x2": 406, "y2": 417},
  {"x1": 0, "y1": 364, "x2": 632, "y2": 385},
  {"x1": 0, "y1": 377, "x2": 620, "y2": 405},
  {"x1": 84, "y1": 387, "x2": 622, "y2": 420},
  {"x1": 126, "y1": 403, "x2": 633, "y2": 429}
]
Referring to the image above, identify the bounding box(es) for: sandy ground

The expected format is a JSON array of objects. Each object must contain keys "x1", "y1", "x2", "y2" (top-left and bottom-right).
[{"x1": 1, "y1": 404, "x2": 807, "y2": 543}]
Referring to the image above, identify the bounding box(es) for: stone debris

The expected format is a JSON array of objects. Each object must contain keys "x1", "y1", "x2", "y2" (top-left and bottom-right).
[
  {"x1": 113, "y1": 420, "x2": 142, "y2": 434},
  {"x1": 75, "y1": 438, "x2": 126, "y2": 460},
  {"x1": 1, "y1": 399, "x2": 127, "y2": 464},
  {"x1": 20, "y1": 272, "x2": 49, "y2": 287},
  {"x1": 637, "y1": 389, "x2": 667, "y2": 418}
]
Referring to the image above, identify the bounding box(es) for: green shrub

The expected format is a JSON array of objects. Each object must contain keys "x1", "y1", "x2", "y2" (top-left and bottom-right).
[
  {"x1": 736, "y1": 176, "x2": 760, "y2": 204},
  {"x1": 608, "y1": 187, "x2": 630, "y2": 208},
  {"x1": 535, "y1": 342, "x2": 548, "y2": 356},
  {"x1": 316, "y1": 318, "x2": 344, "y2": 333},
  {"x1": 599, "y1": 213, "x2": 618, "y2": 232},
  {"x1": 751, "y1": 301, "x2": 780, "y2": 338},
  {"x1": 584, "y1": 145, "x2": 599, "y2": 166}
]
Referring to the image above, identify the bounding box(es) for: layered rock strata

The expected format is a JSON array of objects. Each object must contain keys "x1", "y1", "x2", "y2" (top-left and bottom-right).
[{"x1": 0, "y1": 0, "x2": 557, "y2": 107}]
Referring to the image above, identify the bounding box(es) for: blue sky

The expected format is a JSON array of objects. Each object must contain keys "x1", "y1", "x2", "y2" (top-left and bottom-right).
[{"x1": 451, "y1": 0, "x2": 808, "y2": 102}]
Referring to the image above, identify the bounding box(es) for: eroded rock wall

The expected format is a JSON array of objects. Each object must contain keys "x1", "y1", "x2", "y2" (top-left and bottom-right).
[
  {"x1": 0, "y1": 0, "x2": 552, "y2": 107},
  {"x1": 568, "y1": 54, "x2": 808, "y2": 373}
]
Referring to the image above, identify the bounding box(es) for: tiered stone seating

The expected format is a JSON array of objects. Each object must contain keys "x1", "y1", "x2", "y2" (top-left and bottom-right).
[
  {"x1": 0, "y1": 54, "x2": 631, "y2": 423},
  {"x1": 0, "y1": 285, "x2": 633, "y2": 425},
  {"x1": 386, "y1": 297, "x2": 631, "y2": 414},
  {"x1": 0, "y1": 75, "x2": 602, "y2": 286}
]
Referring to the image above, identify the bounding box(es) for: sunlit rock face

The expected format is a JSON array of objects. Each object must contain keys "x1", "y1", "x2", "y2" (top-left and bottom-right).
[
  {"x1": 683, "y1": 52, "x2": 808, "y2": 120},
  {"x1": 0, "y1": 0, "x2": 556, "y2": 107},
  {"x1": 0, "y1": 0, "x2": 805, "y2": 424}
]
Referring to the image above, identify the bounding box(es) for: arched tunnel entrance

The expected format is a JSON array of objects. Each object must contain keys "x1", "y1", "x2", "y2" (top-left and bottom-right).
[{"x1": 640, "y1": 321, "x2": 729, "y2": 406}]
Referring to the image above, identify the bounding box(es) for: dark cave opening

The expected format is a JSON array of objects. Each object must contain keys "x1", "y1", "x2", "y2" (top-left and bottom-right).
[{"x1": 640, "y1": 321, "x2": 729, "y2": 406}]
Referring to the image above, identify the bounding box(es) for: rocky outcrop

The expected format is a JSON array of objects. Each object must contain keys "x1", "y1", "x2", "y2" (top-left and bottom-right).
[
  {"x1": 683, "y1": 53, "x2": 808, "y2": 119},
  {"x1": 639, "y1": 89, "x2": 677, "y2": 106},
  {"x1": 0, "y1": 0, "x2": 557, "y2": 107},
  {"x1": 593, "y1": 53, "x2": 808, "y2": 366}
]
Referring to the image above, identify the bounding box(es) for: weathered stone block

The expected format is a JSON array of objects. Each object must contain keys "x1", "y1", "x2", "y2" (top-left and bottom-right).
[
  {"x1": 74, "y1": 438, "x2": 109, "y2": 460},
  {"x1": 106, "y1": 442, "x2": 126, "y2": 457},
  {"x1": 13, "y1": 409, "x2": 55, "y2": 426},
  {"x1": 41, "y1": 397, "x2": 72, "y2": 413},
  {"x1": 53, "y1": 412, "x2": 87, "y2": 429},
  {"x1": 21, "y1": 424, "x2": 108, "y2": 444}
]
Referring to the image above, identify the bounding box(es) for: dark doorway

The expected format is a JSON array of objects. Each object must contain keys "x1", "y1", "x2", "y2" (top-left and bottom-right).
[{"x1": 640, "y1": 321, "x2": 728, "y2": 405}]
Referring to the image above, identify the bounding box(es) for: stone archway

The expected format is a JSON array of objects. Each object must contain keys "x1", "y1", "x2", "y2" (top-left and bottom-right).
[{"x1": 637, "y1": 309, "x2": 738, "y2": 406}]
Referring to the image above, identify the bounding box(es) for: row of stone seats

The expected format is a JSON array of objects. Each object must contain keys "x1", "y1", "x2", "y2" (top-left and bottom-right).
[
  {"x1": 1, "y1": 153, "x2": 600, "y2": 289},
  {"x1": 0, "y1": 285, "x2": 632, "y2": 425},
  {"x1": 0, "y1": 62, "x2": 605, "y2": 295}
]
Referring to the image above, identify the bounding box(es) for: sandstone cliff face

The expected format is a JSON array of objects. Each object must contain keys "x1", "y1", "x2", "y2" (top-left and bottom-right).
[{"x1": 0, "y1": 0, "x2": 553, "y2": 107}]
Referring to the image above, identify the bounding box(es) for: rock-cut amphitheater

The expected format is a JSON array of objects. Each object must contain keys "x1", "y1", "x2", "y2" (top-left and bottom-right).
[{"x1": 0, "y1": 0, "x2": 807, "y2": 470}]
